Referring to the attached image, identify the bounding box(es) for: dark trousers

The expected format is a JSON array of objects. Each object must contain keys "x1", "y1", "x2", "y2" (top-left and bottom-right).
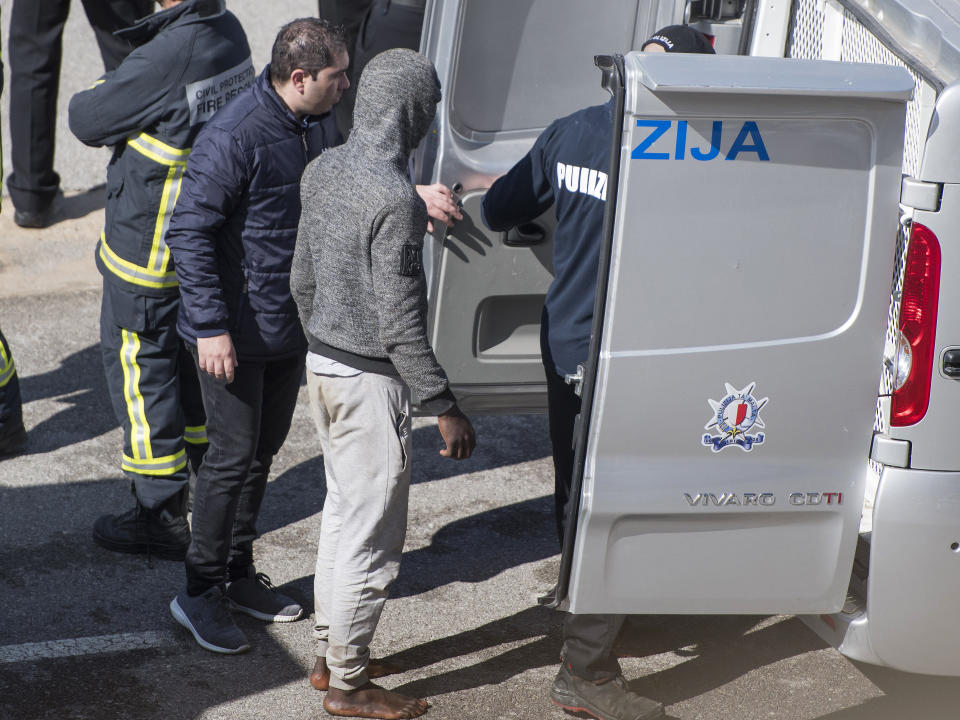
[
  {"x1": 546, "y1": 365, "x2": 624, "y2": 683},
  {"x1": 0, "y1": 328, "x2": 23, "y2": 438},
  {"x1": 100, "y1": 284, "x2": 207, "y2": 508},
  {"x1": 7, "y1": 0, "x2": 152, "y2": 212},
  {"x1": 339, "y1": 0, "x2": 424, "y2": 135},
  {"x1": 185, "y1": 351, "x2": 305, "y2": 596},
  {"x1": 317, "y1": 0, "x2": 374, "y2": 133}
]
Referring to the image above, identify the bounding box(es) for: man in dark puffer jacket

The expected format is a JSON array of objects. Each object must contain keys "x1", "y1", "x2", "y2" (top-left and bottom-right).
[{"x1": 164, "y1": 18, "x2": 348, "y2": 655}]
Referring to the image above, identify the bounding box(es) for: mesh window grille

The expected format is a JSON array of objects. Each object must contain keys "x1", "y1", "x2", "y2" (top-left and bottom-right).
[{"x1": 786, "y1": 0, "x2": 928, "y2": 443}]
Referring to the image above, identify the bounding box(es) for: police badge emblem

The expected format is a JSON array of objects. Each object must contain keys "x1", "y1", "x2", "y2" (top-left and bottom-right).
[{"x1": 703, "y1": 382, "x2": 768, "y2": 452}]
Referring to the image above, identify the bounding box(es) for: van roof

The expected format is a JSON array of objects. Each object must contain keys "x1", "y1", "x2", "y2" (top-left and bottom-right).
[{"x1": 847, "y1": 0, "x2": 960, "y2": 86}]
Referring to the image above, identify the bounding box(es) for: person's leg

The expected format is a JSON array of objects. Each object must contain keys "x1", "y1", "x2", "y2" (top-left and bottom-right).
[
  {"x1": 6, "y1": 0, "x2": 70, "y2": 223},
  {"x1": 0, "y1": 327, "x2": 27, "y2": 456},
  {"x1": 178, "y1": 340, "x2": 207, "y2": 482},
  {"x1": 171, "y1": 354, "x2": 265, "y2": 654},
  {"x1": 79, "y1": 0, "x2": 154, "y2": 70},
  {"x1": 561, "y1": 614, "x2": 624, "y2": 682},
  {"x1": 309, "y1": 370, "x2": 339, "y2": 662},
  {"x1": 316, "y1": 372, "x2": 427, "y2": 719},
  {"x1": 94, "y1": 287, "x2": 191, "y2": 559},
  {"x1": 545, "y1": 365, "x2": 581, "y2": 543},
  {"x1": 307, "y1": 370, "x2": 402, "y2": 692},
  {"x1": 544, "y1": 367, "x2": 663, "y2": 719},
  {"x1": 340, "y1": 0, "x2": 423, "y2": 137},
  {"x1": 222, "y1": 355, "x2": 304, "y2": 623},
  {"x1": 318, "y1": 0, "x2": 374, "y2": 133},
  {"x1": 184, "y1": 356, "x2": 264, "y2": 595}
]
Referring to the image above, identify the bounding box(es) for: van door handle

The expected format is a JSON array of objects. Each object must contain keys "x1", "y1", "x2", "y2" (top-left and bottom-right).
[
  {"x1": 943, "y1": 349, "x2": 960, "y2": 378},
  {"x1": 504, "y1": 222, "x2": 546, "y2": 247}
]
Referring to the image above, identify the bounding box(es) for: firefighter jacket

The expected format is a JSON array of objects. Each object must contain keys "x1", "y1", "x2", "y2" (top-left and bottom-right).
[{"x1": 68, "y1": 0, "x2": 253, "y2": 297}]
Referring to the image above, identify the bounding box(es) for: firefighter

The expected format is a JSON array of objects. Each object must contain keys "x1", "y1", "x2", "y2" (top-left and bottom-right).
[{"x1": 68, "y1": 0, "x2": 253, "y2": 559}]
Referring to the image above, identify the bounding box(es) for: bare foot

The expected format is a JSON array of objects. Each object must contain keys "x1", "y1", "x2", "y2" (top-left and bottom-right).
[
  {"x1": 323, "y1": 682, "x2": 428, "y2": 719},
  {"x1": 310, "y1": 656, "x2": 403, "y2": 691}
]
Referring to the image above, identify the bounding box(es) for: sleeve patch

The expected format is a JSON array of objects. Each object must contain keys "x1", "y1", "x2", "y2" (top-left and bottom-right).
[{"x1": 399, "y1": 244, "x2": 423, "y2": 277}]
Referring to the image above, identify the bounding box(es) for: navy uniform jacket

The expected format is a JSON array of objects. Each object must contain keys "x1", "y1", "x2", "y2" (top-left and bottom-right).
[
  {"x1": 68, "y1": 0, "x2": 253, "y2": 298},
  {"x1": 482, "y1": 100, "x2": 612, "y2": 378}
]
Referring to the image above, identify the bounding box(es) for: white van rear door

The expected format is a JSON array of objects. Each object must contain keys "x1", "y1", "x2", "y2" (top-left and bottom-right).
[
  {"x1": 414, "y1": 0, "x2": 661, "y2": 414},
  {"x1": 563, "y1": 53, "x2": 912, "y2": 615}
]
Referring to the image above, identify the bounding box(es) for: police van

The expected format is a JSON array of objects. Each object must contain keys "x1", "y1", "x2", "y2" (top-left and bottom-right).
[{"x1": 413, "y1": 0, "x2": 960, "y2": 676}]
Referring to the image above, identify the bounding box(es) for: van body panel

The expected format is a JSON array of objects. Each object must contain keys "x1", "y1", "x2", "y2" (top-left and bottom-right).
[
  {"x1": 416, "y1": 0, "x2": 666, "y2": 412},
  {"x1": 866, "y1": 467, "x2": 960, "y2": 675},
  {"x1": 565, "y1": 53, "x2": 909, "y2": 615}
]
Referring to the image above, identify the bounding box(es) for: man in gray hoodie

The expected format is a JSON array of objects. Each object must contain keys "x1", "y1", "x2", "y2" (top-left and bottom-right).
[{"x1": 291, "y1": 48, "x2": 475, "y2": 720}]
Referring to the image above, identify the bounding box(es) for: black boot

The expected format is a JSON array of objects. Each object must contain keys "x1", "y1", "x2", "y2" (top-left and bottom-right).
[
  {"x1": 0, "y1": 424, "x2": 27, "y2": 457},
  {"x1": 92, "y1": 490, "x2": 190, "y2": 560}
]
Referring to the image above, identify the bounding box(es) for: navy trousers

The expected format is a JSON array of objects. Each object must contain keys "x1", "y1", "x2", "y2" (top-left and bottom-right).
[
  {"x1": 0, "y1": 328, "x2": 24, "y2": 441},
  {"x1": 6, "y1": 0, "x2": 153, "y2": 212},
  {"x1": 100, "y1": 283, "x2": 206, "y2": 508},
  {"x1": 546, "y1": 365, "x2": 625, "y2": 683}
]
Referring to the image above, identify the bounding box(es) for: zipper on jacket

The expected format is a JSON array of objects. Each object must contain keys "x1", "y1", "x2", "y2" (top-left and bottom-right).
[{"x1": 300, "y1": 117, "x2": 312, "y2": 163}]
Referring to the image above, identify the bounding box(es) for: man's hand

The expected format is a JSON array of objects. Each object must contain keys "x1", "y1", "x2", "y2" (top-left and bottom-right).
[
  {"x1": 197, "y1": 333, "x2": 238, "y2": 384},
  {"x1": 437, "y1": 405, "x2": 477, "y2": 460},
  {"x1": 415, "y1": 183, "x2": 464, "y2": 232}
]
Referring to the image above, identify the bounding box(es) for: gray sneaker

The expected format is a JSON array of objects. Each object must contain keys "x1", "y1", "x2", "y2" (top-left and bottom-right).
[
  {"x1": 170, "y1": 586, "x2": 251, "y2": 654},
  {"x1": 226, "y1": 568, "x2": 303, "y2": 623}
]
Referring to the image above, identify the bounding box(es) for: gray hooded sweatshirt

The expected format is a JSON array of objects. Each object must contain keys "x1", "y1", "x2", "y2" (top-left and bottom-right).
[{"x1": 291, "y1": 49, "x2": 455, "y2": 414}]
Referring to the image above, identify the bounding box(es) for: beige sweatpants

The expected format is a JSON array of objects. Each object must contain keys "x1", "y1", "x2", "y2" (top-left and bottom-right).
[{"x1": 307, "y1": 369, "x2": 412, "y2": 691}]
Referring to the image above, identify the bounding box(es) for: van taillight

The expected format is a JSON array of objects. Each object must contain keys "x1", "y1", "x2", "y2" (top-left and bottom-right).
[{"x1": 891, "y1": 223, "x2": 941, "y2": 426}]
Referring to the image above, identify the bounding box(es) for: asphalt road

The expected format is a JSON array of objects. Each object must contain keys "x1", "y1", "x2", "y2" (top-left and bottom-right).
[{"x1": 2, "y1": 2, "x2": 960, "y2": 719}]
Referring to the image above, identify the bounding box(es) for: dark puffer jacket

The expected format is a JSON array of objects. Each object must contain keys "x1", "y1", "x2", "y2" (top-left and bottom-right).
[
  {"x1": 68, "y1": 0, "x2": 253, "y2": 297},
  {"x1": 166, "y1": 67, "x2": 341, "y2": 360}
]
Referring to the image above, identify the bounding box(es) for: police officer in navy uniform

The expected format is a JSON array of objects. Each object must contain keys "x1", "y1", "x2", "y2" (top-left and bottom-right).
[
  {"x1": 69, "y1": 0, "x2": 253, "y2": 560},
  {"x1": 482, "y1": 26, "x2": 715, "y2": 720},
  {"x1": 6, "y1": 0, "x2": 154, "y2": 228}
]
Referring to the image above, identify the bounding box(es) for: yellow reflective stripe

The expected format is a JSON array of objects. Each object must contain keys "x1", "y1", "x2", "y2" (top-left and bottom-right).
[
  {"x1": 148, "y1": 164, "x2": 185, "y2": 273},
  {"x1": 99, "y1": 233, "x2": 179, "y2": 289},
  {"x1": 126, "y1": 133, "x2": 190, "y2": 167},
  {"x1": 120, "y1": 330, "x2": 151, "y2": 460},
  {"x1": 0, "y1": 338, "x2": 15, "y2": 388},
  {"x1": 89, "y1": 78, "x2": 106, "y2": 89},
  {"x1": 122, "y1": 449, "x2": 187, "y2": 476},
  {"x1": 184, "y1": 425, "x2": 208, "y2": 445},
  {"x1": 0, "y1": 363, "x2": 14, "y2": 388}
]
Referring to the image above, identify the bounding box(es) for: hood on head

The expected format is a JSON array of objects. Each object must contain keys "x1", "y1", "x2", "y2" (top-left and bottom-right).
[{"x1": 351, "y1": 49, "x2": 441, "y2": 160}]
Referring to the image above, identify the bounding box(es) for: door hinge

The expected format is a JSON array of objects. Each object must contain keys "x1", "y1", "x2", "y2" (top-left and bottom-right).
[{"x1": 900, "y1": 176, "x2": 941, "y2": 211}]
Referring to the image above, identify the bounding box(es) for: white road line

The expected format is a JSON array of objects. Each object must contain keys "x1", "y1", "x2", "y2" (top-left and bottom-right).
[{"x1": 0, "y1": 631, "x2": 176, "y2": 664}]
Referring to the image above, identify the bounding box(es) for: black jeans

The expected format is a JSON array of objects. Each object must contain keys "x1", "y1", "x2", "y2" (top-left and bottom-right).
[
  {"x1": 185, "y1": 350, "x2": 305, "y2": 596},
  {"x1": 6, "y1": 0, "x2": 152, "y2": 212},
  {"x1": 546, "y1": 365, "x2": 624, "y2": 683}
]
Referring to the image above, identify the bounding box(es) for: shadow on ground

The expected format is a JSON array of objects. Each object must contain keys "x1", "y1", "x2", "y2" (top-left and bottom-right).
[{"x1": 19, "y1": 344, "x2": 116, "y2": 455}]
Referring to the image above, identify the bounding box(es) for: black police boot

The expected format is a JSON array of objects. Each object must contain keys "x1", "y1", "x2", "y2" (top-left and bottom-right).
[
  {"x1": 92, "y1": 489, "x2": 190, "y2": 560},
  {"x1": 550, "y1": 664, "x2": 664, "y2": 720},
  {"x1": 0, "y1": 423, "x2": 27, "y2": 457}
]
